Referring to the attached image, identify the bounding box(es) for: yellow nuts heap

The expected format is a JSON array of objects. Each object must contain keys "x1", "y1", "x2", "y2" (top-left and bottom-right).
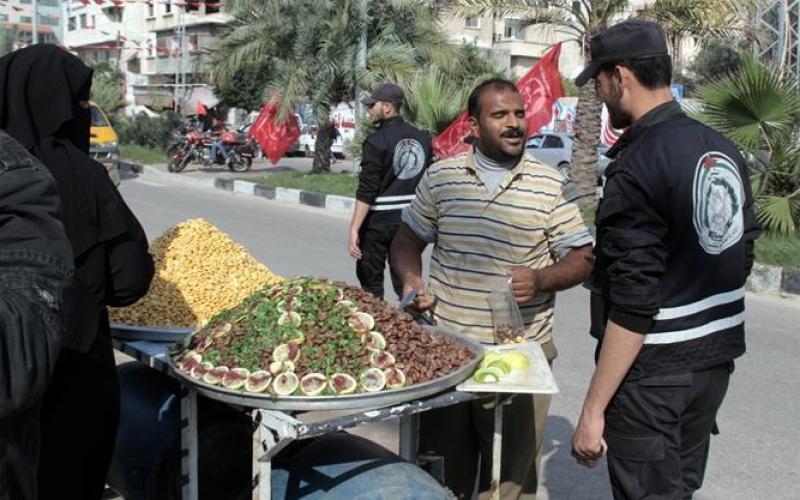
[{"x1": 109, "y1": 218, "x2": 282, "y2": 328}]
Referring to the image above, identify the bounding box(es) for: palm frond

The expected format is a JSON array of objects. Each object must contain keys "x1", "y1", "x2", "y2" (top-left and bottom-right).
[
  {"x1": 698, "y1": 56, "x2": 800, "y2": 151},
  {"x1": 636, "y1": 0, "x2": 753, "y2": 39},
  {"x1": 757, "y1": 190, "x2": 800, "y2": 234}
]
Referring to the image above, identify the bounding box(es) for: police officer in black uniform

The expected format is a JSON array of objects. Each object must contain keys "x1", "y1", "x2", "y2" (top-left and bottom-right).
[
  {"x1": 570, "y1": 21, "x2": 761, "y2": 499},
  {"x1": 348, "y1": 83, "x2": 432, "y2": 299}
]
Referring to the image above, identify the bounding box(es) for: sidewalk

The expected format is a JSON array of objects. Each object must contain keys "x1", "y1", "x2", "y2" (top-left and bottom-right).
[{"x1": 129, "y1": 157, "x2": 359, "y2": 216}]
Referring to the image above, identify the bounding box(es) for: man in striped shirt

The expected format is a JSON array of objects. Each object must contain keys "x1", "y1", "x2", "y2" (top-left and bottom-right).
[{"x1": 391, "y1": 78, "x2": 594, "y2": 499}]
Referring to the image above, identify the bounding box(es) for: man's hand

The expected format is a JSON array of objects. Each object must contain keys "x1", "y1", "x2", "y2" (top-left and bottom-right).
[
  {"x1": 348, "y1": 230, "x2": 362, "y2": 260},
  {"x1": 508, "y1": 266, "x2": 538, "y2": 304},
  {"x1": 402, "y1": 277, "x2": 435, "y2": 311},
  {"x1": 572, "y1": 411, "x2": 607, "y2": 468}
]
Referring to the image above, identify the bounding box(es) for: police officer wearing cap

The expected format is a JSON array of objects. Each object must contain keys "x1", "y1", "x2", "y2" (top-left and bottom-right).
[
  {"x1": 348, "y1": 82, "x2": 432, "y2": 299},
  {"x1": 570, "y1": 20, "x2": 761, "y2": 499}
]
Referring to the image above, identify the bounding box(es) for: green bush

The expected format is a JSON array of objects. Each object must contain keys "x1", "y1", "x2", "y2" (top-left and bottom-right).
[{"x1": 116, "y1": 113, "x2": 181, "y2": 150}]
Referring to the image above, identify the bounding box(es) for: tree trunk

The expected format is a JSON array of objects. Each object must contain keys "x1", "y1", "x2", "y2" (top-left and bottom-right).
[
  {"x1": 570, "y1": 82, "x2": 603, "y2": 207},
  {"x1": 312, "y1": 122, "x2": 335, "y2": 173}
]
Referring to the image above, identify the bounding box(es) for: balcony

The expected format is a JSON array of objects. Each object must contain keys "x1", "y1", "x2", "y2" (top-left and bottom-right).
[{"x1": 492, "y1": 38, "x2": 549, "y2": 59}]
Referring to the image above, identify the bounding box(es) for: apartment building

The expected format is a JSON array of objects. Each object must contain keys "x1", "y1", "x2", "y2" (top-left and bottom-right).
[
  {"x1": 63, "y1": 0, "x2": 228, "y2": 112},
  {"x1": 440, "y1": 2, "x2": 698, "y2": 81},
  {"x1": 0, "y1": 0, "x2": 62, "y2": 47},
  {"x1": 440, "y1": 13, "x2": 584, "y2": 80}
]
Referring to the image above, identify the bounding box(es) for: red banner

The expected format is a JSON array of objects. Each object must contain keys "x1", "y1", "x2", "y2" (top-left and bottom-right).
[
  {"x1": 248, "y1": 103, "x2": 301, "y2": 165},
  {"x1": 433, "y1": 42, "x2": 564, "y2": 159}
]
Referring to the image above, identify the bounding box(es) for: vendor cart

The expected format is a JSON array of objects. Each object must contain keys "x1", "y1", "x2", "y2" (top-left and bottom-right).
[{"x1": 112, "y1": 325, "x2": 558, "y2": 500}]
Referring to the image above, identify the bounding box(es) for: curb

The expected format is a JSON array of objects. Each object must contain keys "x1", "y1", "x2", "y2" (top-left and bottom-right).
[
  {"x1": 135, "y1": 163, "x2": 799, "y2": 297},
  {"x1": 747, "y1": 263, "x2": 800, "y2": 297},
  {"x1": 139, "y1": 164, "x2": 355, "y2": 215}
]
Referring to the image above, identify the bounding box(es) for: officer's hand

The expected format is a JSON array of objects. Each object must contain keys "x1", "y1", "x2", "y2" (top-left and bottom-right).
[
  {"x1": 508, "y1": 266, "x2": 538, "y2": 304},
  {"x1": 348, "y1": 230, "x2": 362, "y2": 260},
  {"x1": 571, "y1": 411, "x2": 607, "y2": 468}
]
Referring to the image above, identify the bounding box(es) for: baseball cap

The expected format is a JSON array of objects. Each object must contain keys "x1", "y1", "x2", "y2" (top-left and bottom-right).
[
  {"x1": 361, "y1": 82, "x2": 404, "y2": 106},
  {"x1": 575, "y1": 20, "x2": 669, "y2": 87}
]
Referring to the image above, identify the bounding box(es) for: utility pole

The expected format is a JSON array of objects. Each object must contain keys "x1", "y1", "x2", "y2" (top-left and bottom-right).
[
  {"x1": 353, "y1": 0, "x2": 368, "y2": 172},
  {"x1": 32, "y1": 0, "x2": 38, "y2": 44},
  {"x1": 174, "y1": 8, "x2": 186, "y2": 113}
]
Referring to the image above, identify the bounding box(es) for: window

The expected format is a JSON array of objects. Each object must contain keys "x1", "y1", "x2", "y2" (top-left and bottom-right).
[
  {"x1": 68, "y1": 16, "x2": 76, "y2": 31},
  {"x1": 91, "y1": 15, "x2": 96, "y2": 28},
  {"x1": 148, "y1": 1, "x2": 155, "y2": 17},
  {"x1": 0, "y1": 14, "x2": 8, "y2": 23},
  {"x1": 188, "y1": 34, "x2": 199, "y2": 53},
  {"x1": 464, "y1": 17, "x2": 479, "y2": 28},
  {"x1": 156, "y1": 38, "x2": 168, "y2": 58},
  {"x1": 20, "y1": 0, "x2": 31, "y2": 4},
  {"x1": 108, "y1": 8, "x2": 123, "y2": 23},
  {"x1": 542, "y1": 135, "x2": 564, "y2": 149},
  {"x1": 38, "y1": 14, "x2": 58, "y2": 26},
  {"x1": 20, "y1": 16, "x2": 32, "y2": 24},
  {"x1": 526, "y1": 135, "x2": 543, "y2": 149},
  {"x1": 504, "y1": 19, "x2": 526, "y2": 40},
  {"x1": 90, "y1": 105, "x2": 110, "y2": 127},
  {"x1": 40, "y1": 0, "x2": 60, "y2": 6},
  {"x1": 79, "y1": 13, "x2": 86, "y2": 28}
]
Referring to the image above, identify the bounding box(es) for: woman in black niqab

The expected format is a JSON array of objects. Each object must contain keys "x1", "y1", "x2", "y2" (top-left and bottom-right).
[{"x1": 0, "y1": 45, "x2": 154, "y2": 500}]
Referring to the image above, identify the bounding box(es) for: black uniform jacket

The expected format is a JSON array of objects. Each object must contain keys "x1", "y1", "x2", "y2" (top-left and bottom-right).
[
  {"x1": 587, "y1": 101, "x2": 761, "y2": 380},
  {"x1": 356, "y1": 116, "x2": 432, "y2": 225}
]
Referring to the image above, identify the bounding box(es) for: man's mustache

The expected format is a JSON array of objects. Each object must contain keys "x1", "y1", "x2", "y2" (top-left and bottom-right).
[{"x1": 501, "y1": 129, "x2": 524, "y2": 139}]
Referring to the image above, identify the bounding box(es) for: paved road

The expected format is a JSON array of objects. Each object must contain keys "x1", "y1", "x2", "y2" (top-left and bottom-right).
[{"x1": 118, "y1": 171, "x2": 800, "y2": 500}]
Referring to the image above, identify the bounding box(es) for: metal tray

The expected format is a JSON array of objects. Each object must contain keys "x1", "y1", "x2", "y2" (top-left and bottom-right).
[
  {"x1": 110, "y1": 323, "x2": 194, "y2": 343},
  {"x1": 168, "y1": 328, "x2": 485, "y2": 411}
]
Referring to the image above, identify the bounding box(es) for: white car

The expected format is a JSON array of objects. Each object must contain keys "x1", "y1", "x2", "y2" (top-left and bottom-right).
[
  {"x1": 525, "y1": 133, "x2": 573, "y2": 177},
  {"x1": 295, "y1": 124, "x2": 346, "y2": 158},
  {"x1": 526, "y1": 133, "x2": 612, "y2": 182}
]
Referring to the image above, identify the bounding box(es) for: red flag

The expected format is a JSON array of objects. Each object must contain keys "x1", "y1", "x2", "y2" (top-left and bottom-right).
[
  {"x1": 433, "y1": 42, "x2": 564, "y2": 159},
  {"x1": 249, "y1": 103, "x2": 301, "y2": 165}
]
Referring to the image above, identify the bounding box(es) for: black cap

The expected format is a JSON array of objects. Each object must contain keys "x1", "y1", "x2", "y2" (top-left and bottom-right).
[
  {"x1": 361, "y1": 82, "x2": 404, "y2": 106},
  {"x1": 575, "y1": 20, "x2": 669, "y2": 87}
]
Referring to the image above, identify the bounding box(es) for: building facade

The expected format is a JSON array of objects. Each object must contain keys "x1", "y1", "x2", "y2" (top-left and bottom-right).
[
  {"x1": 1, "y1": 0, "x2": 63, "y2": 48},
  {"x1": 63, "y1": 0, "x2": 229, "y2": 113}
]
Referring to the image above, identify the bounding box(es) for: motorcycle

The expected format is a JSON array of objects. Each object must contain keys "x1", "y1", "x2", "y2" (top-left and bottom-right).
[{"x1": 167, "y1": 122, "x2": 253, "y2": 173}]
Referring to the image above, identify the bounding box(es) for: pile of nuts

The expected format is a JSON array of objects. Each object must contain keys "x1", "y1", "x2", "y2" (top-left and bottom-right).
[
  {"x1": 109, "y1": 218, "x2": 282, "y2": 328},
  {"x1": 345, "y1": 287, "x2": 477, "y2": 385},
  {"x1": 494, "y1": 324, "x2": 526, "y2": 344}
]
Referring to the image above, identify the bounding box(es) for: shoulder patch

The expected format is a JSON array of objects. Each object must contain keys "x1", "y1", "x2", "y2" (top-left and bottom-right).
[
  {"x1": 393, "y1": 138, "x2": 426, "y2": 180},
  {"x1": 692, "y1": 151, "x2": 744, "y2": 255}
]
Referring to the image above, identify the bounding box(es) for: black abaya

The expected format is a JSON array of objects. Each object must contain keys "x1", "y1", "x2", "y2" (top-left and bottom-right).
[{"x1": 0, "y1": 45, "x2": 154, "y2": 500}]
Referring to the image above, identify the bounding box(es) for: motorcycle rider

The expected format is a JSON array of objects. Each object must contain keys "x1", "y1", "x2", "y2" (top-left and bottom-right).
[{"x1": 206, "y1": 117, "x2": 229, "y2": 165}]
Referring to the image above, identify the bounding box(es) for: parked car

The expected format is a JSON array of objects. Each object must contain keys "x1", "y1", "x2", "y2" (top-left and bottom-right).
[
  {"x1": 89, "y1": 101, "x2": 121, "y2": 185},
  {"x1": 293, "y1": 124, "x2": 346, "y2": 159},
  {"x1": 526, "y1": 132, "x2": 613, "y2": 183},
  {"x1": 525, "y1": 133, "x2": 572, "y2": 177},
  {"x1": 596, "y1": 144, "x2": 611, "y2": 179}
]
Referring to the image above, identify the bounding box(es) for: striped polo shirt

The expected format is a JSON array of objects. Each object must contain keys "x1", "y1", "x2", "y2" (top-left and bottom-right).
[{"x1": 402, "y1": 149, "x2": 593, "y2": 344}]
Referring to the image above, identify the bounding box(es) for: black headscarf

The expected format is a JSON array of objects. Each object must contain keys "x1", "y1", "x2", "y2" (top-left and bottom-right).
[{"x1": 0, "y1": 45, "x2": 109, "y2": 258}]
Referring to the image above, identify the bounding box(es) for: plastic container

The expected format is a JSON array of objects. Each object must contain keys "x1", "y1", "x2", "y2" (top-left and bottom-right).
[{"x1": 486, "y1": 279, "x2": 525, "y2": 344}]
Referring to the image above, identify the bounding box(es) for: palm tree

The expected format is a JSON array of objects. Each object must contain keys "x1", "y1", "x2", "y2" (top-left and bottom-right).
[
  {"x1": 208, "y1": 0, "x2": 472, "y2": 172},
  {"x1": 697, "y1": 55, "x2": 800, "y2": 234},
  {"x1": 450, "y1": 0, "x2": 751, "y2": 204}
]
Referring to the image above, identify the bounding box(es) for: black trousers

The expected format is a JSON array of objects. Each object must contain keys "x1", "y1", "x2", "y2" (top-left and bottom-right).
[
  {"x1": 356, "y1": 223, "x2": 402, "y2": 300},
  {"x1": 604, "y1": 363, "x2": 732, "y2": 500},
  {"x1": 38, "y1": 333, "x2": 120, "y2": 500}
]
